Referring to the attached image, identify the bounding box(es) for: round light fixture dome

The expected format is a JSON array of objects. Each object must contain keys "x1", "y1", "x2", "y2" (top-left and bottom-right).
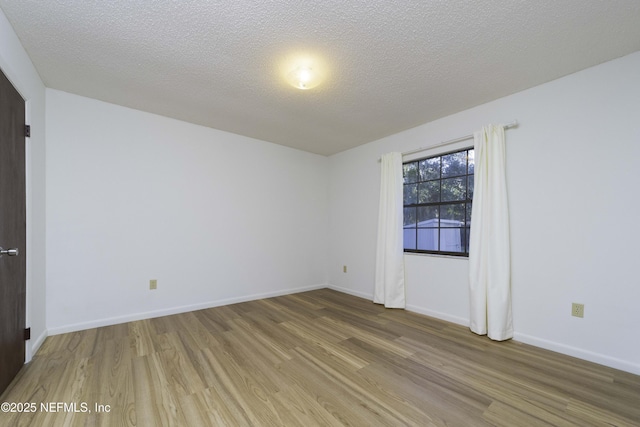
[{"x1": 287, "y1": 66, "x2": 322, "y2": 90}]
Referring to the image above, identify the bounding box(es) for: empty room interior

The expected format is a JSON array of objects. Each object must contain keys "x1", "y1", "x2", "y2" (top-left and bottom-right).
[{"x1": 1, "y1": 1, "x2": 639, "y2": 426}]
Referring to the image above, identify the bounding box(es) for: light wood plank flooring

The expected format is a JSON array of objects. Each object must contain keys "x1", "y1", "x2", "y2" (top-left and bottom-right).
[{"x1": 1, "y1": 289, "x2": 639, "y2": 426}]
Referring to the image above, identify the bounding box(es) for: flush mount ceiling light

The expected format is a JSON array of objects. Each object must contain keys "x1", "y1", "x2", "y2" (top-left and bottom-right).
[
  {"x1": 287, "y1": 66, "x2": 321, "y2": 90},
  {"x1": 281, "y1": 54, "x2": 327, "y2": 90}
]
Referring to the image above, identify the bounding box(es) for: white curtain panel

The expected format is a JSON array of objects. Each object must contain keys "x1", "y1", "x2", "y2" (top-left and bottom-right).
[
  {"x1": 469, "y1": 125, "x2": 513, "y2": 341},
  {"x1": 374, "y1": 152, "x2": 406, "y2": 308}
]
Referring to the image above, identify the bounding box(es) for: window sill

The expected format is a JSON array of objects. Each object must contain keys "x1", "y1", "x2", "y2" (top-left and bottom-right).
[{"x1": 404, "y1": 252, "x2": 469, "y2": 260}]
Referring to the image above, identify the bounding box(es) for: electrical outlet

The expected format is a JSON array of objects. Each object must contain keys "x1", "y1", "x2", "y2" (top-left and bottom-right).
[
  {"x1": 150, "y1": 279, "x2": 157, "y2": 290},
  {"x1": 571, "y1": 303, "x2": 584, "y2": 318},
  {"x1": 343, "y1": 265, "x2": 347, "y2": 273}
]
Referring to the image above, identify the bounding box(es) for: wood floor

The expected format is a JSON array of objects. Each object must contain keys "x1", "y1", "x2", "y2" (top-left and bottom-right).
[{"x1": 1, "y1": 289, "x2": 639, "y2": 426}]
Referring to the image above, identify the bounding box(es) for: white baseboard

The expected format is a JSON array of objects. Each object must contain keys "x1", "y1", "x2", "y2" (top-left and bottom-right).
[
  {"x1": 45, "y1": 283, "x2": 640, "y2": 376},
  {"x1": 25, "y1": 328, "x2": 48, "y2": 362},
  {"x1": 406, "y1": 303, "x2": 640, "y2": 375},
  {"x1": 326, "y1": 284, "x2": 639, "y2": 375},
  {"x1": 31, "y1": 329, "x2": 47, "y2": 355},
  {"x1": 326, "y1": 283, "x2": 471, "y2": 327},
  {"x1": 514, "y1": 332, "x2": 640, "y2": 376},
  {"x1": 326, "y1": 283, "x2": 373, "y2": 300},
  {"x1": 405, "y1": 304, "x2": 469, "y2": 328},
  {"x1": 47, "y1": 284, "x2": 326, "y2": 336}
]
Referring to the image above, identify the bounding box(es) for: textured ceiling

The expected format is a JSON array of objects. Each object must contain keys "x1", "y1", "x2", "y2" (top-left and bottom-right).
[{"x1": 1, "y1": 1, "x2": 640, "y2": 155}]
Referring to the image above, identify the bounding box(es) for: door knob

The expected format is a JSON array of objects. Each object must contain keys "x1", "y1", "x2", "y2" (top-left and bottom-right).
[{"x1": 0, "y1": 247, "x2": 19, "y2": 257}]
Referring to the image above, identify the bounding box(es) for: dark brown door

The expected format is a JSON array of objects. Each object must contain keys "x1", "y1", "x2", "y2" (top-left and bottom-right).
[{"x1": 0, "y1": 68, "x2": 26, "y2": 395}]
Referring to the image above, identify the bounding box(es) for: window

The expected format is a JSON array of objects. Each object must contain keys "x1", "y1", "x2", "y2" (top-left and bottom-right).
[{"x1": 403, "y1": 147, "x2": 474, "y2": 256}]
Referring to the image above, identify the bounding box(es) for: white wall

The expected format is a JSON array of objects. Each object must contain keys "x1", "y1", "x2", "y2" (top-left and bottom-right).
[
  {"x1": 328, "y1": 51, "x2": 640, "y2": 374},
  {"x1": 7, "y1": 0, "x2": 638, "y2": 375},
  {"x1": 46, "y1": 89, "x2": 328, "y2": 333},
  {"x1": 0, "y1": 8, "x2": 47, "y2": 360}
]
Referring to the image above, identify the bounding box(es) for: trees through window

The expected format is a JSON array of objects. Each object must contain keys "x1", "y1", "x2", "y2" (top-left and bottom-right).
[{"x1": 403, "y1": 148, "x2": 474, "y2": 256}]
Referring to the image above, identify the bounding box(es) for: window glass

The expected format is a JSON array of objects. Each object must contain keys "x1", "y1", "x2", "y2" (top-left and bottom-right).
[{"x1": 403, "y1": 147, "x2": 473, "y2": 256}]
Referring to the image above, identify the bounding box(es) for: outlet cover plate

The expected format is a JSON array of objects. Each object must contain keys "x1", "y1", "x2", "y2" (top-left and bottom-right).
[{"x1": 572, "y1": 303, "x2": 584, "y2": 318}]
